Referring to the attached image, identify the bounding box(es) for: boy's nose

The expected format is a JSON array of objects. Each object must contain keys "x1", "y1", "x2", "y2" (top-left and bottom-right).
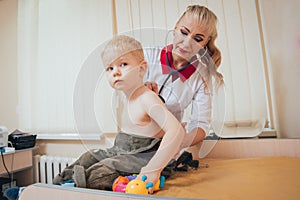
[{"x1": 112, "y1": 67, "x2": 121, "y2": 77}]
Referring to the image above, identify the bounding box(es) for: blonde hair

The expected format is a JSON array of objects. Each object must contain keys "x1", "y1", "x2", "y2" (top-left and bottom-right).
[
  {"x1": 177, "y1": 5, "x2": 224, "y2": 88},
  {"x1": 101, "y1": 35, "x2": 144, "y2": 66}
]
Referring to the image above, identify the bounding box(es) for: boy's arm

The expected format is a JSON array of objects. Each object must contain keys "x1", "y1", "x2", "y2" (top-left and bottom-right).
[{"x1": 138, "y1": 91, "x2": 185, "y2": 191}]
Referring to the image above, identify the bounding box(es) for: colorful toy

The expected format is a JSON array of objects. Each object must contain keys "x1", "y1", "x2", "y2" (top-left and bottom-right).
[
  {"x1": 153, "y1": 175, "x2": 165, "y2": 191},
  {"x1": 125, "y1": 176, "x2": 148, "y2": 195},
  {"x1": 112, "y1": 175, "x2": 138, "y2": 192},
  {"x1": 112, "y1": 175, "x2": 165, "y2": 194},
  {"x1": 112, "y1": 176, "x2": 130, "y2": 192}
]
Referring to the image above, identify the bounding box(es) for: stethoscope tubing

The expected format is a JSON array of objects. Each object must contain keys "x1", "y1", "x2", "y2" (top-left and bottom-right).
[{"x1": 158, "y1": 52, "x2": 193, "y2": 96}]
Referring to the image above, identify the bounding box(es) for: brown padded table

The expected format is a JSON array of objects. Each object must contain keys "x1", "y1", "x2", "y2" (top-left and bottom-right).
[{"x1": 155, "y1": 157, "x2": 300, "y2": 200}]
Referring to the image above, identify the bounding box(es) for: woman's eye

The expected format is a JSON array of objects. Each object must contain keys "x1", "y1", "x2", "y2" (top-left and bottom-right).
[
  {"x1": 194, "y1": 37, "x2": 203, "y2": 43},
  {"x1": 180, "y1": 29, "x2": 188, "y2": 36},
  {"x1": 180, "y1": 29, "x2": 203, "y2": 42}
]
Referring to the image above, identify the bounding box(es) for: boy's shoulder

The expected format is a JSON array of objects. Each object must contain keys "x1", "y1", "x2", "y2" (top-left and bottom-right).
[{"x1": 139, "y1": 89, "x2": 163, "y2": 105}]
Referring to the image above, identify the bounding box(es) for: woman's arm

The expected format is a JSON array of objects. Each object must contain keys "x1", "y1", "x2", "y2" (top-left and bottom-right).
[
  {"x1": 182, "y1": 127, "x2": 206, "y2": 147},
  {"x1": 187, "y1": 82, "x2": 212, "y2": 138}
]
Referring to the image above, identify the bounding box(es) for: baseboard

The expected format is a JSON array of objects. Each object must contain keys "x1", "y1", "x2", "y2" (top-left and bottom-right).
[{"x1": 188, "y1": 138, "x2": 300, "y2": 159}]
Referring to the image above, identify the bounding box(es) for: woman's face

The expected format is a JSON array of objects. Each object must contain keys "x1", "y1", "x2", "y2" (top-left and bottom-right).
[{"x1": 173, "y1": 13, "x2": 211, "y2": 64}]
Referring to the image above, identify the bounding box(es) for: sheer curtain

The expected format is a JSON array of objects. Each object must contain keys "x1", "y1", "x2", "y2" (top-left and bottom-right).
[
  {"x1": 18, "y1": 0, "x2": 115, "y2": 134},
  {"x1": 18, "y1": 0, "x2": 272, "y2": 138},
  {"x1": 214, "y1": 0, "x2": 270, "y2": 137}
]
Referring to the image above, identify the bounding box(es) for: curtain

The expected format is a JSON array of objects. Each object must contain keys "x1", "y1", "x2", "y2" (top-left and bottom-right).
[
  {"x1": 18, "y1": 0, "x2": 115, "y2": 134},
  {"x1": 18, "y1": 0, "x2": 271, "y2": 138}
]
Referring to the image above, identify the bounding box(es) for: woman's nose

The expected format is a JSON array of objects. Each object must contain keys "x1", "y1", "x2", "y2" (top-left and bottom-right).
[{"x1": 182, "y1": 36, "x2": 192, "y2": 47}]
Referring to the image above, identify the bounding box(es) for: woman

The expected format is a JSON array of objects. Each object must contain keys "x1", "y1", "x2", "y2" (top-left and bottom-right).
[{"x1": 144, "y1": 5, "x2": 224, "y2": 149}]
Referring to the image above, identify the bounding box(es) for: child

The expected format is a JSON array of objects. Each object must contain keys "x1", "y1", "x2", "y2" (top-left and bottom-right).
[{"x1": 52, "y1": 35, "x2": 185, "y2": 194}]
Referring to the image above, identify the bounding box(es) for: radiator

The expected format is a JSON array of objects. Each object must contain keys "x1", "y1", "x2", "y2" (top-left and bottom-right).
[{"x1": 34, "y1": 155, "x2": 77, "y2": 184}]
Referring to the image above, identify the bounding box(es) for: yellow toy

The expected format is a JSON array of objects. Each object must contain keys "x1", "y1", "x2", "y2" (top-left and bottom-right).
[
  {"x1": 125, "y1": 175, "x2": 165, "y2": 195},
  {"x1": 125, "y1": 178, "x2": 148, "y2": 195}
]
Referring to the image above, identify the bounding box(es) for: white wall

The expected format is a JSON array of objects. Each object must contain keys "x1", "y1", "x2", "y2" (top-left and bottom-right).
[{"x1": 0, "y1": 0, "x2": 18, "y2": 132}]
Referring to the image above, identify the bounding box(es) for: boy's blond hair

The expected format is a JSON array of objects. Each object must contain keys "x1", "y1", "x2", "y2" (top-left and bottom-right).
[{"x1": 101, "y1": 35, "x2": 144, "y2": 66}]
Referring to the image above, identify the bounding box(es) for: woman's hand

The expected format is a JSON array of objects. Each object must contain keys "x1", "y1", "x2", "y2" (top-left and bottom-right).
[
  {"x1": 144, "y1": 81, "x2": 158, "y2": 94},
  {"x1": 181, "y1": 122, "x2": 187, "y2": 129},
  {"x1": 137, "y1": 167, "x2": 162, "y2": 194}
]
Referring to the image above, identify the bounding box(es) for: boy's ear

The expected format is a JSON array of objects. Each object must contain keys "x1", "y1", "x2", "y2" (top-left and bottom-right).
[{"x1": 139, "y1": 61, "x2": 148, "y2": 77}]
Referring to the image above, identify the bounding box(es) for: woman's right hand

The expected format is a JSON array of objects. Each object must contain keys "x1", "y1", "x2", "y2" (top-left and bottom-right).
[{"x1": 144, "y1": 81, "x2": 158, "y2": 94}]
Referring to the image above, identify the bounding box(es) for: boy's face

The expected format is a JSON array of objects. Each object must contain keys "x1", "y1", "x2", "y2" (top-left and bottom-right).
[{"x1": 104, "y1": 52, "x2": 146, "y2": 91}]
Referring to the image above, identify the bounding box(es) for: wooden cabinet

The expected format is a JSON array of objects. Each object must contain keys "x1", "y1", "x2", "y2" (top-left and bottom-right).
[{"x1": 0, "y1": 148, "x2": 34, "y2": 186}]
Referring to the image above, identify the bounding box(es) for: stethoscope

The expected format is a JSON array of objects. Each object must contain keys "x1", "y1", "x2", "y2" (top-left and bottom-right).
[{"x1": 158, "y1": 46, "x2": 207, "y2": 103}]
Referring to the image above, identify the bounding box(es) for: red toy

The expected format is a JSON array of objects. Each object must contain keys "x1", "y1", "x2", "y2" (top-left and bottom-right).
[
  {"x1": 112, "y1": 175, "x2": 165, "y2": 194},
  {"x1": 112, "y1": 176, "x2": 130, "y2": 192}
]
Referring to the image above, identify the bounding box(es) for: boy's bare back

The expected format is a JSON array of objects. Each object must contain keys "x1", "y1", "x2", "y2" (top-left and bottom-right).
[{"x1": 121, "y1": 86, "x2": 168, "y2": 138}]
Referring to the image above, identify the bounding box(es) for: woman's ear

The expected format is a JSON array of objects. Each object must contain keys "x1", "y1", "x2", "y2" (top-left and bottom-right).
[
  {"x1": 139, "y1": 61, "x2": 148, "y2": 77},
  {"x1": 207, "y1": 36, "x2": 211, "y2": 43}
]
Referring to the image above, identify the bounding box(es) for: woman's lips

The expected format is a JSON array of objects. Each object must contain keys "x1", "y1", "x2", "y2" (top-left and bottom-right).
[{"x1": 177, "y1": 47, "x2": 189, "y2": 54}]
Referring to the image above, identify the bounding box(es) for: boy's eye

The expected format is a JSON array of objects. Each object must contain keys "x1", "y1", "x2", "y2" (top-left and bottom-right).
[
  {"x1": 120, "y1": 63, "x2": 128, "y2": 67},
  {"x1": 105, "y1": 66, "x2": 113, "y2": 72}
]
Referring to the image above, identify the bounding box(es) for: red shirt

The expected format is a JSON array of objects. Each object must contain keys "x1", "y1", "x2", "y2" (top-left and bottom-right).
[{"x1": 160, "y1": 44, "x2": 198, "y2": 82}]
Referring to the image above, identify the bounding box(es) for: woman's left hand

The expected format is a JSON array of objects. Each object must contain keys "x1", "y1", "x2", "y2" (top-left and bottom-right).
[{"x1": 144, "y1": 81, "x2": 158, "y2": 94}]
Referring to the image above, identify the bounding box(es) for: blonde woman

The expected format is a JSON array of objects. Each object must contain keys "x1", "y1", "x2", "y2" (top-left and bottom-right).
[{"x1": 144, "y1": 5, "x2": 224, "y2": 149}]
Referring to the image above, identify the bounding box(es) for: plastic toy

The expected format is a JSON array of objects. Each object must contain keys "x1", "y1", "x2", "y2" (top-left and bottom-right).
[
  {"x1": 112, "y1": 175, "x2": 138, "y2": 192},
  {"x1": 112, "y1": 175, "x2": 165, "y2": 194},
  {"x1": 112, "y1": 176, "x2": 129, "y2": 192},
  {"x1": 125, "y1": 176, "x2": 148, "y2": 195},
  {"x1": 153, "y1": 175, "x2": 165, "y2": 191}
]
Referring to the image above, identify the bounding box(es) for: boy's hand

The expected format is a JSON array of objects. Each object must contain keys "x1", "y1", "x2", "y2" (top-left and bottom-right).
[{"x1": 138, "y1": 168, "x2": 161, "y2": 194}]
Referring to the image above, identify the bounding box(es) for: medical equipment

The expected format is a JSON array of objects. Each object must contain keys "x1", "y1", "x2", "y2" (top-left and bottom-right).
[{"x1": 158, "y1": 46, "x2": 207, "y2": 103}]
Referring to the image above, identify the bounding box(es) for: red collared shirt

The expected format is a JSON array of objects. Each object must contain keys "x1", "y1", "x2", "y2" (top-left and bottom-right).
[{"x1": 160, "y1": 44, "x2": 199, "y2": 82}]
